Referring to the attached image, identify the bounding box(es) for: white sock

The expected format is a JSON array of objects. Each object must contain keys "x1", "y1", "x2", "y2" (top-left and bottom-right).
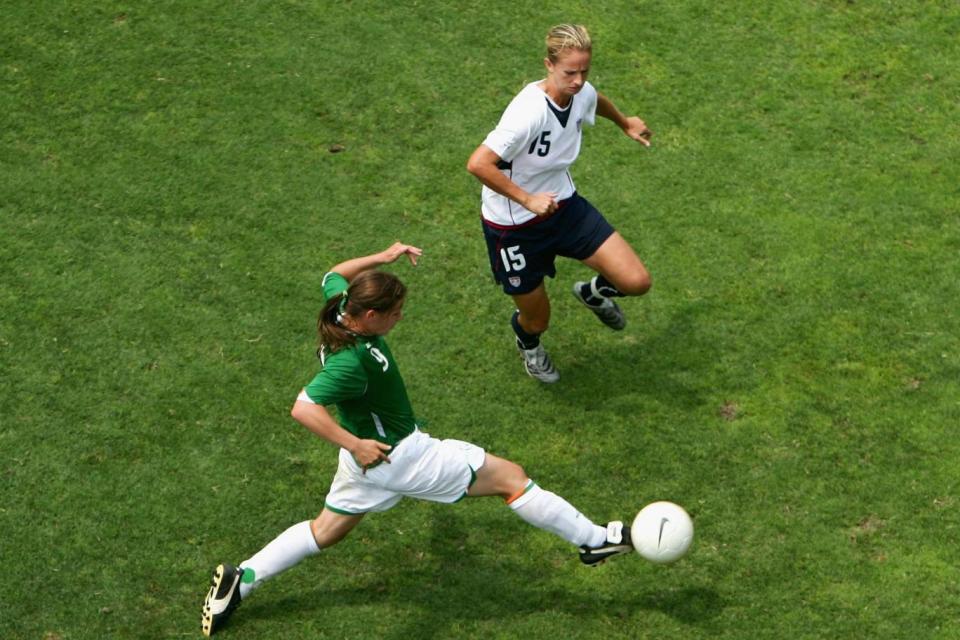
[
  {"x1": 508, "y1": 482, "x2": 606, "y2": 548},
  {"x1": 238, "y1": 520, "x2": 320, "y2": 598}
]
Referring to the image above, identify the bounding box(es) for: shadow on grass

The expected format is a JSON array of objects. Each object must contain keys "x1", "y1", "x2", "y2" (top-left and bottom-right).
[
  {"x1": 551, "y1": 300, "x2": 721, "y2": 411},
  {"x1": 230, "y1": 508, "x2": 722, "y2": 637}
]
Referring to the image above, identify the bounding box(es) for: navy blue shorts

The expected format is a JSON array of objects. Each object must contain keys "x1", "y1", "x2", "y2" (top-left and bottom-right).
[{"x1": 482, "y1": 193, "x2": 615, "y2": 295}]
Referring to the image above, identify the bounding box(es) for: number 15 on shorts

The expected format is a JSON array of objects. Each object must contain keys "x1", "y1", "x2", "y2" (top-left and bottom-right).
[{"x1": 500, "y1": 245, "x2": 526, "y2": 272}]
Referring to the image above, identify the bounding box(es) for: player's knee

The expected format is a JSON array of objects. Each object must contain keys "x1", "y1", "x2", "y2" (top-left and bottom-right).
[
  {"x1": 619, "y1": 269, "x2": 652, "y2": 296},
  {"x1": 522, "y1": 316, "x2": 550, "y2": 335},
  {"x1": 489, "y1": 458, "x2": 529, "y2": 497},
  {"x1": 503, "y1": 460, "x2": 530, "y2": 491}
]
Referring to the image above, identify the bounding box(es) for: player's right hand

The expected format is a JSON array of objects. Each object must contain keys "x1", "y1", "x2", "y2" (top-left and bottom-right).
[
  {"x1": 381, "y1": 242, "x2": 423, "y2": 266},
  {"x1": 352, "y1": 439, "x2": 393, "y2": 473},
  {"x1": 524, "y1": 192, "x2": 559, "y2": 216}
]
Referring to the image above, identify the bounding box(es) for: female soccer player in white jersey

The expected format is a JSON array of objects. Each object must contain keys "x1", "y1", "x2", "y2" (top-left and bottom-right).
[
  {"x1": 467, "y1": 24, "x2": 653, "y2": 383},
  {"x1": 200, "y1": 242, "x2": 634, "y2": 636}
]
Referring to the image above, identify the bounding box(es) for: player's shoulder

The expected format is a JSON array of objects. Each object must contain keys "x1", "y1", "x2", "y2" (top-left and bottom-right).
[
  {"x1": 514, "y1": 81, "x2": 548, "y2": 106},
  {"x1": 518, "y1": 80, "x2": 544, "y2": 97},
  {"x1": 503, "y1": 82, "x2": 549, "y2": 116},
  {"x1": 342, "y1": 338, "x2": 389, "y2": 362},
  {"x1": 576, "y1": 82, "x2": 598, "y2": 107},
  {"x1": 362, "y1": 336, "x2": 392, "y2": 360},
  {"x1": 322, "y1": 343, "x2": 365, "y2": 370}
]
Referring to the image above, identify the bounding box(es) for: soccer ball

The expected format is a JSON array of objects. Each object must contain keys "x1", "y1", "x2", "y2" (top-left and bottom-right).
[{"x1": 630, "y1": 501, "x2": 694, "y2": 564}]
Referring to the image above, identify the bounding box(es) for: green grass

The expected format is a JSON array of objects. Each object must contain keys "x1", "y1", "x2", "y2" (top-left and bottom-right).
[{"x1": 2, "y1": 1, "x2": 959, "y2": 638}]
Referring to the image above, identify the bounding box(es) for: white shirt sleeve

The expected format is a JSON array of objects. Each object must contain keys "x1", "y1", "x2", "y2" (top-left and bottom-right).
[
  {"x1": 481, "y1": 89, "x2": 542, "y2": 162},
  {"x1": 581, "y1": 82, "x2": 598, "y2": 127}
]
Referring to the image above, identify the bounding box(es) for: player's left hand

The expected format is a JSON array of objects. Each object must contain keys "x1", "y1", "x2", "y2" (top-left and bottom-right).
[
  {"x1": 623, "y1": 116, "x2": 653, "y2": 147},
  {"x1": 381, "y1": 242, "x2": 423, "y2": 266}
]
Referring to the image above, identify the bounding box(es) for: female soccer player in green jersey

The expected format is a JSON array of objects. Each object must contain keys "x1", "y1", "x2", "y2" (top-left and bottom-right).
[{"x1": 201, "y1": 242, "x2": 633, "y2": 636}]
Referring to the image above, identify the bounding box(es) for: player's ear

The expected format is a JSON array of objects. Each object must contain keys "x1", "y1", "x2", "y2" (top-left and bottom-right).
[{"x1": 543, "y1": 57, "x2": 553, "y2": 73}]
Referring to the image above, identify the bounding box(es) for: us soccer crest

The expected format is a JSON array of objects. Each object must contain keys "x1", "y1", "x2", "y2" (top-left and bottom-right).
[
  {"x1": 576, "y1": 117, "x2": 582, "y2": 131},
  {"x1": 509, "y1": 276, "x2": 522, "y2": 287}
]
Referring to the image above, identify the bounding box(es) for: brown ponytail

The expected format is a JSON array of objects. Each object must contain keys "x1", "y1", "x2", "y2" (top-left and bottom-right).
[{"x1": 317, "y1": 270, "x2": 407, "y2": 354}]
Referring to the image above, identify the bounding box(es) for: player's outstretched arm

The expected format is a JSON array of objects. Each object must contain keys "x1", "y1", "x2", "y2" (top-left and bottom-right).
[
  {"x1": 596, "y1": 92, "x2": 652, "y2": 147},
  {"x1": 291, "y1": 398, "x2": 391, "y2": 468},
  {"x1": 329, "y1": 242, "x2": 422, "y2": 281}
]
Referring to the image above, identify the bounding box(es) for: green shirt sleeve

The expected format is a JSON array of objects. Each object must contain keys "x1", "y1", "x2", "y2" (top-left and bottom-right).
[
  {"x1": 322, "y1": 272, "x2": 349, "y2": 302},
  {"x1": 305, "y1": 349, "x2": 367, "y2": 405}
]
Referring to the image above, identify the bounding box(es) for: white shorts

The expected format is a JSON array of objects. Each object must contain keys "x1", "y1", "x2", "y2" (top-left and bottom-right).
[{"x1": 324, "y1": 430, "x2": 487, "y2": 515}]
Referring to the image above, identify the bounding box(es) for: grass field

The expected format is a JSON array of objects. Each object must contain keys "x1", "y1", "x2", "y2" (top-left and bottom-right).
[{"x1": 3, "y1": 1, "x2": 959, "y2": 638}]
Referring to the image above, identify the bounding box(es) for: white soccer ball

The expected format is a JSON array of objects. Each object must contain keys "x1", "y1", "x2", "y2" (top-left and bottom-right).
[{"x1": 630, "y1": 501, "x2": 694, "y2": 564}]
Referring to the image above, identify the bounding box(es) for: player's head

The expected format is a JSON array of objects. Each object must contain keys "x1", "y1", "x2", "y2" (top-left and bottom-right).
[
  {"x1": 544, "y1": 24, "x2": 592, "y2": 97},
  {"x1": 545, "y1": 24, "x2": 592, "y2": 63},
  {"x1": 319, "y1": 270, "x2": 407, "y2": 351}
]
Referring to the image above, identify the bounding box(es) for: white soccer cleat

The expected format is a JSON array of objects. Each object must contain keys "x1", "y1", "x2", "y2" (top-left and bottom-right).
[{"x1": 517, "y1": 341, "x2": 560, "y2": 383}]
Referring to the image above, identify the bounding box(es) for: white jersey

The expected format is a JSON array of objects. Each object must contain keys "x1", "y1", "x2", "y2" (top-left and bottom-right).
[{"x1": 480, "y1": 81, "x2": 597, "y2": 227}]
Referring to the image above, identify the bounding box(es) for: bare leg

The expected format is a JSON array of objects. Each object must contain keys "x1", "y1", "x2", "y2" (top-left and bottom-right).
[
  {"x1": 237, "y1": 511, "x2": 362, "y2": 599},
  {"x1": 468, "y1": 454, "x2": 605, "y2": 548},
  {"x1": 511, "y1": 283, "x2": 551, "y2": 335},
  {"x1": 509, "y1": 283, "x2": 560, "y2": 382},
  {"x1": 581, "y1": 232, "x2": 651, "y2": 295},
  {"x1": 310, "y1": 508, "x2": 365, "y2": 548},
  {"x1": 467, "y1": 453, "x2": 528, "y2": 499}
]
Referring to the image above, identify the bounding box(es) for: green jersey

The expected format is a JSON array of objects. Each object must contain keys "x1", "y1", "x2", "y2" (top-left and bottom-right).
[{"x1": 304, "y1": 272, "x2": 417, "y2": 447}]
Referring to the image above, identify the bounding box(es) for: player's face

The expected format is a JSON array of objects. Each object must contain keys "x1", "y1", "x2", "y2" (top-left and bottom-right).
[
  {"x1": 362, "y1": 300, "x2": 405, "y2": 336},
  {"x1": 545, "y1": 48, "x2": 592, "y2": 99}
]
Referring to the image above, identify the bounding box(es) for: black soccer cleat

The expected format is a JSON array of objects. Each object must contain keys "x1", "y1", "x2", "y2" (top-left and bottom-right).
[
  {"x1": 573, "y1": 281, "x2": 626, "y2": 331},
  {"x1": 579, "y1": 521, "x2": 633, "y2": 566},
  {"x1": 202, "y1": 563, "x2": 244, "y2": 636}
]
